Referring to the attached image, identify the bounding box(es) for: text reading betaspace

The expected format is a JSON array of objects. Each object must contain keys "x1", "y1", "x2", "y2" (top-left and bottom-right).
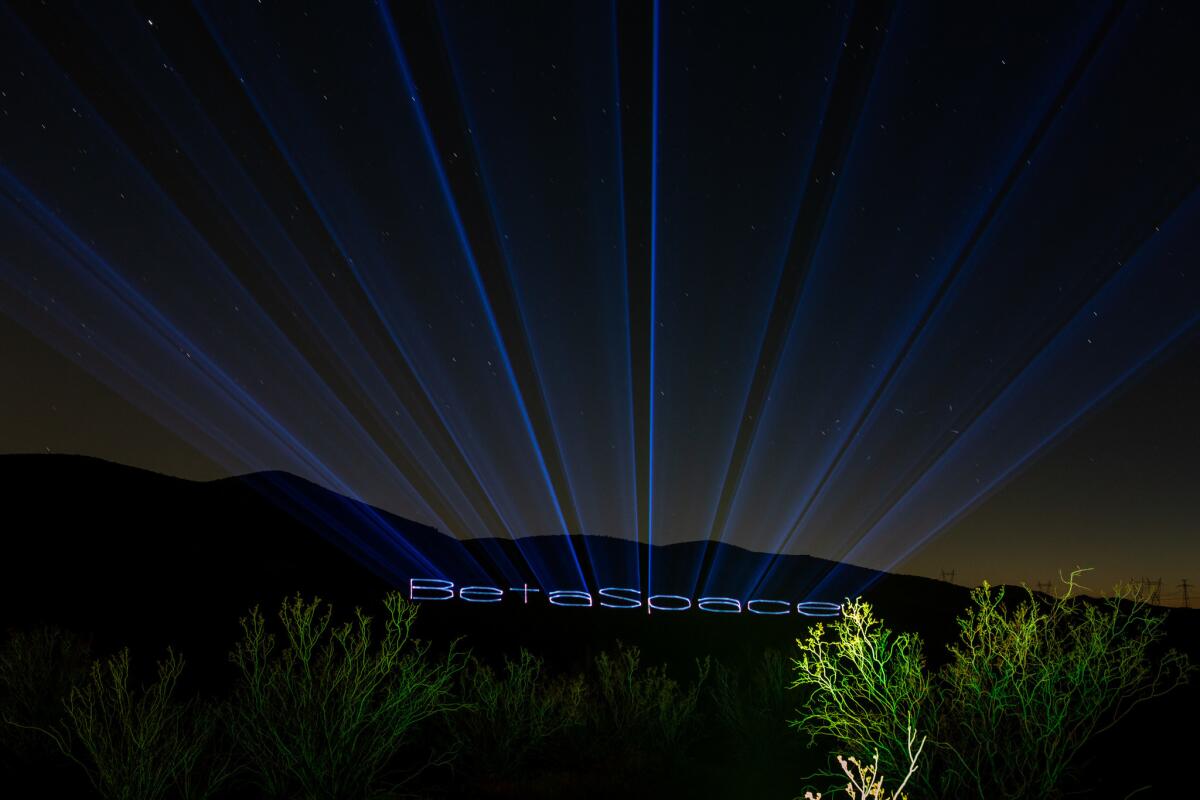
[{"x1": 409, "y1": 579, "x2": 842, "y2": 616}]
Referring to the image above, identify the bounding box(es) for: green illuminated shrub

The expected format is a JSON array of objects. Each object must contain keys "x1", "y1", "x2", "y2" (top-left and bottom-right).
[
  {"x1": 451, "y1": 648, "x2": 587, "y2": 779},
  {"x1": 790, "y1": 570, "x2": 1194, "y2": 799},
  {"x1": 30, "y1": 647, "x2": 228, "y2": 800},
  {"x1": 227, "y1": 591, "x2": 465, "y2": 799},
  {"x1": 936, "y1": 573, "x2": 1191, "y2": 799},
  {"x1": 790, "y1": 599, "x2": 933, "y2": 795}
]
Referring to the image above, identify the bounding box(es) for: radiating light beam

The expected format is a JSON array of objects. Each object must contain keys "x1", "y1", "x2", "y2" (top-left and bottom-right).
[
  {"x1": 376, "y1": 0, "x2": 589, "y2": 590},
  {"x1": 749, "y1": 0, "x2": 1126, "y2": 600},
  {"x1": 647, "y1": 0, "x2": 661, "y2": 607}
]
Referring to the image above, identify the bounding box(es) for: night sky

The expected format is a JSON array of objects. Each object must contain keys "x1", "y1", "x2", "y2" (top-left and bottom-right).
[{"x1": 1, "y1": 1, "x2": 1197, "y2": 599}]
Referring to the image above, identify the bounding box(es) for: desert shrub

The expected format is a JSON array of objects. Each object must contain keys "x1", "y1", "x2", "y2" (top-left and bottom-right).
[
  {"x1": 790, "y1": 570, "x2": 1194, "y2": 799},
  {"x1": 583, "y1": 641, "x2": 711, "y2": 766},
  {"x1": 709, "y1": 648, "x2": 794, "y2": 748},
  {"x1": 0, "y1": 625, "x2": 93, "y2": 764},
  {"x1": 790, "y1": 600, "x2": 932, "y2": 794},
  {"x1": 227, "y1": 591, "x2": 465, "y2": 799},
  {"x1": 32, "y1": 647, "x2": 227, "y2": 800},
  {"x1": 936, "y1": 573, "x2": 1191, "y2": 799},
  {"x1": 450, "y1": 647, "x2": 587, "y2": 779}
]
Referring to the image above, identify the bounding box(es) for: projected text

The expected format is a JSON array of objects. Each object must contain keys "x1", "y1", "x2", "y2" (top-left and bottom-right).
[{"x1": 409, "y1": 579, "x2": 842, "y2": 616}]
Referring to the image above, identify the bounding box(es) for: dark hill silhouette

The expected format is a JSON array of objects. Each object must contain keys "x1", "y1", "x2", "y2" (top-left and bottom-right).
[
  {"x1": 1, "y1": 453, "x2": 1194, "y2": 670},
  {"x1": 0, "y1": 453, "x2": 976, "y2": 665}
]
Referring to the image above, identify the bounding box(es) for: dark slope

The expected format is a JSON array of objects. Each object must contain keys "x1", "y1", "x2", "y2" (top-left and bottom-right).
[{"x1": 1, "y1": 454, "x2": 386, "y2": 662}]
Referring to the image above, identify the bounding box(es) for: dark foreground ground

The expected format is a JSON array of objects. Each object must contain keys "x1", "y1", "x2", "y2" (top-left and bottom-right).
[{"x1": 1, "y1": 454, "x2": 1195, "y2": 798}]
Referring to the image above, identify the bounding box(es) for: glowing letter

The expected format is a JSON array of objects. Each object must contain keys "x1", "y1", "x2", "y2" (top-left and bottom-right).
[
  {"x1": 647, "y1": 594, "x2": 691, "y2": 611},
  {"x1": 598, "y1": 587, "x2": 642, "y2": 609},
  {"x1": 509, "y1": 584, "x2": 541, "y2": 603},
  {"x1": 548, "y1": 590, "x2": 593, "y2": 607},
  {"x1": 796, "y1": 601, "x2": 842, "y2": 617},
  {"x1": 747, "y1": 599, "x2": 790, "y2": 615},
  {"x1": 697, "y1": 596, "x2": 742, "y2": 613},
  {"x1": 409, "y1": 578, "x2": 454, "y2": 601},
  {"x1": 459, "y1": 586, "x2": 503, "y2": 603}
]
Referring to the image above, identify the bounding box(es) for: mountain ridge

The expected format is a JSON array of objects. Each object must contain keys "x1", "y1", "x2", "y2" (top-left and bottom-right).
[{"x1": 8, "y1": 452, "x2": 1180, "y2": 672}]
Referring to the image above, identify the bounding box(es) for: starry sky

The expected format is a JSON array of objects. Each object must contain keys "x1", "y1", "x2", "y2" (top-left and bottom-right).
[{"x1": 1, "y1": 1, "x2": 1197, "y2": 600}]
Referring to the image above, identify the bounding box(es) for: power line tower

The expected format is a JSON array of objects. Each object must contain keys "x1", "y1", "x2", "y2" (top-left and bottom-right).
[
  {"x1": 940, "y1": 569, "x2": 956, "y2": 584},
  {"x1": 1132, "y1": 577, "x2": 1163, "y2": 605},
  {"x1": 1036, "y1": 581, "x2": 1052, "y2": 595},
  {"x1": 1179, "y1": 579, "x2": 1192, "y2": 609}
]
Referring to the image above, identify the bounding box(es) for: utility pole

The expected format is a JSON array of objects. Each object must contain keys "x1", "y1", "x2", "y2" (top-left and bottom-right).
[
  {"x1": 940, "y1": 569, "x2": 956, "y2": 584},
  {"x1": 1133, "y1": 577, "x2": 1163, "y2": 605},
  {"x1": 1179, "y1": 579, "x2": 1192, "y2": 609}
]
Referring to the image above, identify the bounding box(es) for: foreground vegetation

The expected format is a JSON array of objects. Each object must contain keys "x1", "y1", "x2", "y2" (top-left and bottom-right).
[
  {"x1": 0, "y1": 572, "x2": 1192, "y2": 799},
  {"x1": 791, "y1": 570, "x2": 1194, "y2": 799}
]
